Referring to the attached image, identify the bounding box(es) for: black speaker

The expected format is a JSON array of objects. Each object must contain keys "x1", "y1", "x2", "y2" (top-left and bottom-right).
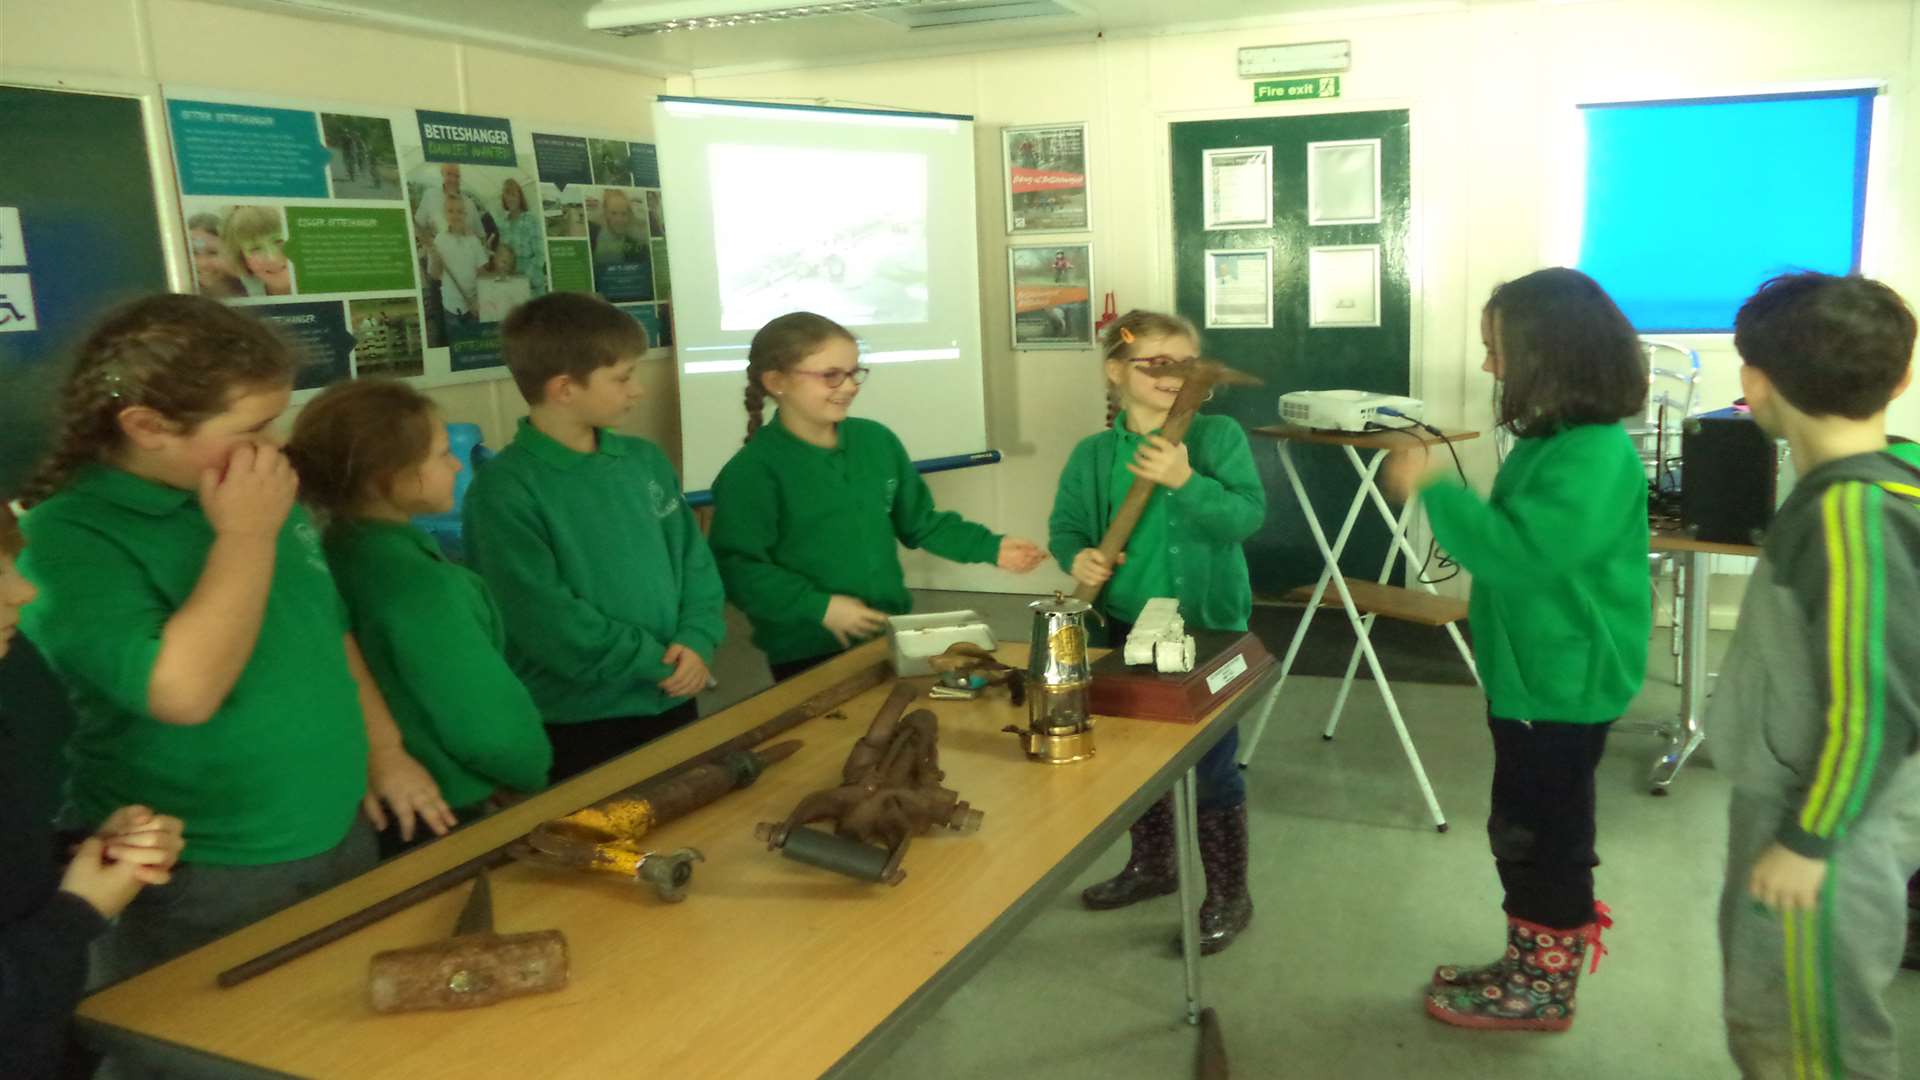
[{"x1": 1681, "y1": 407, "x2": 1783, "y2": 545}]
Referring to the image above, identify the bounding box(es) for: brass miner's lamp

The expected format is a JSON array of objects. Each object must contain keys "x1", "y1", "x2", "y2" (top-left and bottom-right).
[{"x1": 1006, "y1": 593, "x2": 1098, "y2": 764}]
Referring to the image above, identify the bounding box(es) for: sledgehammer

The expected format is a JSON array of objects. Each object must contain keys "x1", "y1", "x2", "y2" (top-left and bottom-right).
[{"x1": 366, "y1": 873, "x2": 567, "y2": 1014}]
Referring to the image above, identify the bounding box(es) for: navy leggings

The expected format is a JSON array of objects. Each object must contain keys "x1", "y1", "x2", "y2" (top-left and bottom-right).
[{"x1": 1487, "y1": 715, "x2": 1612, "y2": 929}]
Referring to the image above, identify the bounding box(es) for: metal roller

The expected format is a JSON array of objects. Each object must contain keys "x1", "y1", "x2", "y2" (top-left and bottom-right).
[{"x1": 761, "y1": 824, "x2": 902, "y2": 886}]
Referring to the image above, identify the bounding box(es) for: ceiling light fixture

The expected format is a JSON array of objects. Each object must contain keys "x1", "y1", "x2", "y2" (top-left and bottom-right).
[{"x1": 585, "y1": 0, "x2": 925, "y2": 35}]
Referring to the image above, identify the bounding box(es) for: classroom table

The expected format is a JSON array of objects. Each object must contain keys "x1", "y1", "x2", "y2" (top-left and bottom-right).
[
  {"x1": 75, "y1": 639, "x2": 1277, "y2": 1079},
  {"x1": 1237, "y1": 424, "x2": 1482, "y2": 832},
  {"x1": 1629, "y1": 529, "x2": 1761, "y2": 793}
]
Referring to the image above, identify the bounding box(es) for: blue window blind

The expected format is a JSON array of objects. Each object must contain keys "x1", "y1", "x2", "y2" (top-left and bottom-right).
[{"x1": 1577, "y1": 89, "x2": 1875, "y2": 332}]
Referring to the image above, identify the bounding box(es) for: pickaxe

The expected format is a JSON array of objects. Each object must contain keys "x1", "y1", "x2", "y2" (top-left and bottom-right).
[{"x1": 1075, "y1": 357, "x2": 1264, "y2": 604}]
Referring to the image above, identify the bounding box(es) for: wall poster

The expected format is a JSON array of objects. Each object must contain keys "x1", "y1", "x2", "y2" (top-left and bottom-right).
[{"x1": 162, "y1": 88, "x2": 673, "y2": 393}]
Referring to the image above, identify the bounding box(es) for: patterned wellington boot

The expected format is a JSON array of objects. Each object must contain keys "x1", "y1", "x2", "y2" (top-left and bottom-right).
[
  {"x1": 1426, "y1": 905, "x2": 1611, "y2": 1031},
  {"x1": 1168, "y1": 803, "x2": 1253, "y2": 956},
  {"x1": 1082, "y1": 796, "x2": 1178, "y2": 910},
  {"x1": 1431, "y1": 932, "x2": 1518, "y2": 991}
]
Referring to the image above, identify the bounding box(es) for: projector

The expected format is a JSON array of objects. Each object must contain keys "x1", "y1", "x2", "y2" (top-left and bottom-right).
[{"x1": 1278, "y1": 390, "x2": 1426, "y2": 432}]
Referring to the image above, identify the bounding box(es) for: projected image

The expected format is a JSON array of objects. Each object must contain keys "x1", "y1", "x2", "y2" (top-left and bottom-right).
[{"x1": 710, "y1": 144, "x2": 929, "y2": 330}]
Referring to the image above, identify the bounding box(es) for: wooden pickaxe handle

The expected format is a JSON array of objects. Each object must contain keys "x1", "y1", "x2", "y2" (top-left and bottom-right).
[{"x1": 1072, "y1": 376, "x2": 1213, "y2": 604}]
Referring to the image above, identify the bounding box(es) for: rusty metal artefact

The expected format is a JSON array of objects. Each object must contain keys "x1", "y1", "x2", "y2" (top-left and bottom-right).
[
  {"x1": 216, "y1": 661, "x2": 891, "y2": 989},
  {"x1": 366, "y1": 874, "x2": 568, "y2": 1014},
  {"x1": 510, "y1": 741, "x2": 800, "y2": 900},
  {"x1": 927, "y1": 641, "x2": 1026, "y2": 704},
  {"x1": 756, "y1": 685, "x2": 982, "y2": 886}
]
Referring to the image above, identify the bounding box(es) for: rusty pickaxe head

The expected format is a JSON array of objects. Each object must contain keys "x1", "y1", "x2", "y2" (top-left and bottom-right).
[{"x1": 1130, "y1": 356, "x2": 1265, "y2": 393}]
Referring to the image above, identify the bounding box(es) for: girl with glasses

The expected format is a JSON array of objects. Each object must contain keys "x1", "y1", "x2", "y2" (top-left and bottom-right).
[{"x1": 710, "y1": 311, "x2": 1046, "y2": 681}]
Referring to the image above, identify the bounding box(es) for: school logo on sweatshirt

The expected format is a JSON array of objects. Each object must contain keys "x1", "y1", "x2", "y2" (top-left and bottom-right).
[
  {"x1": 883, "y1": 477, "x2": 898, "y2": 508},
  {"x1": 293, "y1": 521, "x2": 330, "y2": 575},
  {"x1": 648, "y1": 479, "x2": 679, "y2": 519}
]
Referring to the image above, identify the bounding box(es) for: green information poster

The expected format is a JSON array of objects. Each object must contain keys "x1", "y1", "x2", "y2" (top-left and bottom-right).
[
  {"x1": 548, "y1": 240, "x2": 593, "y2": 294},
  {"x1": 284, "y1": 207, "x2": 415, "y2": 293},
  {"x1": 652, "y1": 238, "x2": 672, "y2": 301}
]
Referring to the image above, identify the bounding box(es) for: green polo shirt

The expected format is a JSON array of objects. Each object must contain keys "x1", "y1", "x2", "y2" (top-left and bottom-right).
[
  {"x1": 18, "y1": 467, "x2": 367, "y2": 866},
  {"x1": 709, "y1": 415, "x2": 1003, "y2": 664},
  {"x1": 325, "y1": 520, "x2": 551, "y2": 809},
  {"x1": 1049, "y1": 411, "x2": 1266, "y2": 633},
  {"x1": 463, "y1": 419, "x2": 726, "y2": 724}
]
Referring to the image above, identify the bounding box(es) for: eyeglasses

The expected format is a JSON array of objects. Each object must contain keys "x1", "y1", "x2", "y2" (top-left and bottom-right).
[{"x1": 788, "y1": 365, "x2": 871, "y2": 389}]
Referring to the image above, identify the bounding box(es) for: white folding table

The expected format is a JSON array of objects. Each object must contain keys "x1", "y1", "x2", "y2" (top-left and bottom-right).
[{"x1": 1238, "y1": 424, "x2": 1483, "y2": 831}]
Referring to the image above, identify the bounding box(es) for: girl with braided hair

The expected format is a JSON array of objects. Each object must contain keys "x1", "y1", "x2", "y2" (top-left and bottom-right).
[
  {"x1": 1049, "y1": 308, "x2": 1267, "y2": 955},
  {"x1": 287, "y1": 379, "x2": 550, "y2": 857},
  {"x1": 16, "y1": 294, "x2": 451, "y2": 993},
  {"x1": 709, "y1": 311, "x2": 1045, "y2": 680}
]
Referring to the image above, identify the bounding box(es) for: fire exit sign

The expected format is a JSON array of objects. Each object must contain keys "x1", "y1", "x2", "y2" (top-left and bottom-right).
[{"x1": 1255, "y1": 76, "x2": 1341, "y2": 103}]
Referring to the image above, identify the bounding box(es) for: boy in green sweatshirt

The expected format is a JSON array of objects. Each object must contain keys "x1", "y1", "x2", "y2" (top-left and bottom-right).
[
  {"x1": 464, "y1": 294, "x2": 726, "y2": 781},
  {"x1": 1711, "y1": 272, "x2": 1920, "y2": 1079}
]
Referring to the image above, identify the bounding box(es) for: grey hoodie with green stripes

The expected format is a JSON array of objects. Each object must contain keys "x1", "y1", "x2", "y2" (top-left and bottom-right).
[
  {"x1": 1710, "y1": 445, "x2": 1920, "y2": 856},
  {"x1": 1714, "y1": 444, "x2": 1920, "y2": 1080}
]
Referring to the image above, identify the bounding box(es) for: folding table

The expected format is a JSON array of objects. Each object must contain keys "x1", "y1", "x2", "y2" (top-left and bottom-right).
[{"x1": 1238, "y1": 424, "x2": 1482, "y2": 831}]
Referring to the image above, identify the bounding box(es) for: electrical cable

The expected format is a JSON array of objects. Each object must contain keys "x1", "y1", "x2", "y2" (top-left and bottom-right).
[{"x1": 1367, "y1": 408, "x2": 1466, "y2": 585}]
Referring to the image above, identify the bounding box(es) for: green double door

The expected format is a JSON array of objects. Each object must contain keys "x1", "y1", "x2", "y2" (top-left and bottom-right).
[{"x1": 1171, "y1": 109, "x2": 1412, "y2": 595}]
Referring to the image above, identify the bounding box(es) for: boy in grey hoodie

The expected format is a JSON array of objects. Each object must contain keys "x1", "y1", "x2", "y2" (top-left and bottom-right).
[{"x1": 1713, "y1": 272, "x2": 1920, "y2": 1080}]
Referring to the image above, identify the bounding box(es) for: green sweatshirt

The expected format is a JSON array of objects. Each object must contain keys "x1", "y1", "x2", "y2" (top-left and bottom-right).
[
  {"x1": 709, "y1": 415, "x2": 1003, "y2": 664},
  {"x1": 18, "y1": 467, "x2": 366, "y2": 865},
  {"x1": 324, "y1": 520, "x2": 551, "y2": 809},
  {"x1": 1708, "y1": 444, "x2": 1920, "y2": 858},
  {"x1": 1048, "y1": 412, "x2": 1267, "y2": 632},
  {"x1": 1420, "y1": 422, "x2": 1650, "y2": 722},
  {"x1": 463, "y1": 420, "x2": 726, "y2": 724}
]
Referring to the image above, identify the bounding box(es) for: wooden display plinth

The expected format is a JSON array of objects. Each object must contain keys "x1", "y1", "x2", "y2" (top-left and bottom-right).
[{"x1": 1089, "y1": 630, "x2": 1274, "y2": 724}]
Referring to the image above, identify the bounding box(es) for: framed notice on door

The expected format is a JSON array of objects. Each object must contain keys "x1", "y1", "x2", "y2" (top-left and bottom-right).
[
  {"x1": 1308, "y1": 244, "x2": 1381, "y2": 328},
  {"x1": 1204, "y1": 248, "x2": 1274, "y2": 329},
  {"x1": 1202, "y1": 147, "x2": 1273, "y2": 231}
]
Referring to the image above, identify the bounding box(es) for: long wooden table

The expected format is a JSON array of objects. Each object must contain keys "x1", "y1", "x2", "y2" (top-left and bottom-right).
[{"x1": 76, "y1": 639, "x2": 1276, "y2": 1079}]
